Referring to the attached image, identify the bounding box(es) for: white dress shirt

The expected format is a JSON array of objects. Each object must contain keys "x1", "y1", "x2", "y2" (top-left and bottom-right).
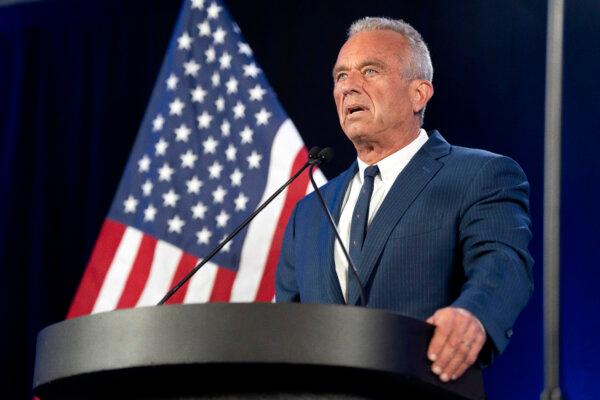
[{"x1": 334, "y1": 129, "x2": 429, "y2": 300}]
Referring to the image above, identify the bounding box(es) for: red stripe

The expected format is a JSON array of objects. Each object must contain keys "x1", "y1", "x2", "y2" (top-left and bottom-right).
[
  {"x1": 254, "y1": 147, "x2": 309, "y2": 301},
  {"x1": 165, "y1": 252, "x2": 198, "y2": 305},
  {"x1": 209, "y1": 267, "x2": 237, "y2": 302},
  {"x1": 67, "y1": 219, "x2": 126, "y2": 319},
  {"x1": 115, "y1": 234, "x2": 157, "y2": 309}
]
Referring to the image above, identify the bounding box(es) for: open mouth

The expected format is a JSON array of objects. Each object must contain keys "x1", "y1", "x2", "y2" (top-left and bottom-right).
[{"x1": 346, "y1": 105, "x2": 367, "y2": 115}]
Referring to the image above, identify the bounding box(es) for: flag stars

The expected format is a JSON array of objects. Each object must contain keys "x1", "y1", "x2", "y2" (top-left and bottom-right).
[
  {"x1": 186, "y1": 176, "x2": 204, "y2": 194},
  {"x1": 234, "y1": 192, "x2": 249, "y2": 211},
  {"x1": 166, "y1": 73, "x2": 178, "y2": 90},
  {"x1": 143, "y1": 204, "x2": 157, "y2": 222},
  {"x1": 220, "y1": 119, "x2": 231, "y2": 136},
  {"x1": 220, "y1": 235, "x2": 232, "y2": 252},
  {"x1": 212, "y1": 185, "x2": 227, "y2": 203},
  {"x1": 205, "y1": 46, "x2": 216, "y2": 63},
  {"x1": 249, "y1": 84, "x2": 267, "y2": 101},
  {"x1": 215, "y1": 96, "x2": 225, "y2": 112},
  {"x1": 123, "y1": 195, "x2": 139, "y2": 214},
  {"x1": 212, "y1": 26, "x2": 227, "y2": 44},
  {"x1": 215, "y1": 210, "x2": 230, "y2": 228},
  {"x1": 196, "y1": 227, "x2": 212, "y2": 245},
  {"x1": 191, "y1": 0, "x2": 205, "y2": 10},
  {"x1": 152, "y1": 114, "x2": 165, "y2": 131},
  {"x1": 197, "y1": 110, "x2": 213, "y2": 128},
  {"x1": 162, "y1": 189, "x2": 180, "y2": 207},
  {"x1": 233, "y1": 101, "x2": 245, "y2": 119},
  {"x1": 191, "y1": 201, "x2": 208, "y2": 219},
  {"x1": 155, "y1": 138, "x2": 169, "y2": 156},
  {"x1": 208, "y1": 160, "x2": 224, "y2": 179},
  {"x1": 197, "y1": 19, "x2": 211, "y2": 36},
  {"x1": 183, "y1": 59, "x2": 201, "y2": 77},
  {"x1": 169, "y1": 97, "x2": 185, "y2": 116},
  {"x1": 177, "y1": 31, "x2": 193, "y2": 50},
  {"x1": 238, "y1": 42, "x2": 252, "y2": 56},
  {"x1": 167, "y1": 215, "x2": 186, "y2": 234},
  {"x1": 211, "y1": 71, "x2": 221, "y2": 87},
  {"x1": 247, "y1": 151, "x2": 262, "y2": 169},
  {"x1": 180, "y1": 150, "x2": 198, "y2": 169},
  {"x1": 203, "y1": 136, "x2": 219, "y2": 154},
  {"x1": 240, "y1": 126, "x2": 253, "y2": 144},
  {"x1": 174, "y1": 123, "x2": 192, "y2": 142},
  {"x1": 206, "y1": 1, "x2": 222, "y2": 19},
  {"x1": 219, "y1": 52, "x2": 232, "y2": 69},
  {"x1": 141, "y1": 179, "x2": 153, "y2": 196},
  {"x1": 230, "y1": 168, "x2": 243, "y2": 186},
  {"x1": 242, "y1": 63, "x2": 260, "y2": 78},
  {"x1": 191, "y1": 85, "x2": 207, "y2": 103},
  {"x1": 138, "y1": 155, "x2": 151, "y2": 172},
  {"x1": 255, "y1": 108, "x2": 272, "y2": 126},
  {"x1": 225, "y1": 77, "x2": 238, "y2": 94},
  {"x1": 225, "y1": 143, "x2": 237, "y2": 161},
  {"x1": 158, "y1": 162, "x2": 175, "y2": 181}
]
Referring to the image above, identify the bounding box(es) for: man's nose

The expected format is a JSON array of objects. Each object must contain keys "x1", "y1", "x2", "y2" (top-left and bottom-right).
[{"x1": 339, "y1": 72, "x2": 363, "y2": 96}]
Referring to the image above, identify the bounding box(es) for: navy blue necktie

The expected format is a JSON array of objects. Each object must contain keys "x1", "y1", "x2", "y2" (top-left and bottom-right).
[{"x1": 348, "y1": 165, "x2": 379, "y2": 295}]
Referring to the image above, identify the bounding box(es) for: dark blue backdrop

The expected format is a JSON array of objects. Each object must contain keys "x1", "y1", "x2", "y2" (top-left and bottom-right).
[{"x1": 0, "y1": 0, "x2": 598, "y2": 399}]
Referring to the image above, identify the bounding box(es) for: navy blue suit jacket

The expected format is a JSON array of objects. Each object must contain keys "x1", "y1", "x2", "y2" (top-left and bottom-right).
[{"x1": 276, "y1": 131, "x2": 533, "y2": 356}]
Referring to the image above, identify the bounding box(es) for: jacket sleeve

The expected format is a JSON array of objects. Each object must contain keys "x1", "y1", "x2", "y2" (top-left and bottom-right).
[
  {"x1": 451, "y1": 155, "x2": 534, "y2": 357},
  {"x1": 275, "y1": 204, "x2": 300, "y2": 302}
]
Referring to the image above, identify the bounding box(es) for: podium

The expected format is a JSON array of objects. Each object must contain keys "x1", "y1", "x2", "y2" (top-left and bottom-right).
[{"x1": 33, "y1": 303, "x2": 485, "y2": 399}]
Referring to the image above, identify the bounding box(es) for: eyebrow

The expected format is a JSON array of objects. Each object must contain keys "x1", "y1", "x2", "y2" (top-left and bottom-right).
[{"x1": 332, "y1": 58, "x2": 387, "y2": 78}]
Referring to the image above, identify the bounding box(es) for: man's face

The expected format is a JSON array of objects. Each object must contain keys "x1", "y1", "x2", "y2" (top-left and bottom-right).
[{"x1": 333, "y1": 30, "x2": 416, "y2": 146}]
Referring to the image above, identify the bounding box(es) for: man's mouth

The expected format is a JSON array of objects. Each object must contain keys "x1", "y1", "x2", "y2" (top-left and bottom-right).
[{"x1": 345, "y1": 105, "x2": 368, "y2": 116}]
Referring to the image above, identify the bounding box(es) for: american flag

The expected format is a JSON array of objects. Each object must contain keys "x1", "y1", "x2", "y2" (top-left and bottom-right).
[{"x1": 67, "y1": 0, "x2": 325, "y2": 318}]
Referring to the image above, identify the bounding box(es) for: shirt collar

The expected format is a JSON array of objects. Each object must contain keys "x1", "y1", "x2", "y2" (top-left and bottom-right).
[{"x1": 356, "y1": 129, "x2": 429, "y2": 185}]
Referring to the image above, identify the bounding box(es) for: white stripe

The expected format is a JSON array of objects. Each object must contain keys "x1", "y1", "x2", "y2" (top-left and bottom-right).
[
  {"x1": 230, "y1": 119, "x2": 304, "y2": 301},
  {"x1": 306, "y1": 167, "x2": 327, "y2": 195},
  {"x1": 183, "y1": 260, "x2": 219, "y2": 303},
  {"x1": 92, "y1": 227, "x2": 143, "y2": 314},
  {"x1": 136, "y1": 240, "x2": 182, "y2": 306}
]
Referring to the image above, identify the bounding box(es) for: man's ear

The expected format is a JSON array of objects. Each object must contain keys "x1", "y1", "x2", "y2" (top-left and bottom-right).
[{"x1": 411, "y1": 80, "x2": 434, "y2": 114}]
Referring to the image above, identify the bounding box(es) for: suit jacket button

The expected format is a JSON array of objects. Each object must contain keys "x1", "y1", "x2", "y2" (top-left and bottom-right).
[{"x1": 506, "y1": 329, "x2": 513, "y2": 338}]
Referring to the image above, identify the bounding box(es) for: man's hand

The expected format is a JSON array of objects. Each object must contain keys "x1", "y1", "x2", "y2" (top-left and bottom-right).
[{"x1": 426, "y1": 307, "x2": 486, "y2": 382}]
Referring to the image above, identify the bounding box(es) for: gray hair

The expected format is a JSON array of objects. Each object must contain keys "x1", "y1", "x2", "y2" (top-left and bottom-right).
[{"x1": 348, "y1": 17, "x2": 433, "y2": 82}]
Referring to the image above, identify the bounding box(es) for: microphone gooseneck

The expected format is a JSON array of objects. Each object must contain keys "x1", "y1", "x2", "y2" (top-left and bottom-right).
[
  {"x1": 157, "y1": 146, "x2": 321, "y2": 305},
  {"x1": 308, "y1": 149, "x2": 366, "y2": 306}
]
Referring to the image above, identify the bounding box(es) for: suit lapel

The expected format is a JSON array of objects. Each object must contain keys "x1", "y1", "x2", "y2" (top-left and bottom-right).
[
  {"x1": 347, "y1": 131, "x2": 451, "y2": 305},
  {"x1": 319, "y1": 162, "x2": 358, "y2": 304}
]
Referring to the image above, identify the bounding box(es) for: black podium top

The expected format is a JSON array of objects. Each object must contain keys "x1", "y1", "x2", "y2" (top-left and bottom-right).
[{"x1": 34, "y1": 303, "x2": 484, "y2": 399}]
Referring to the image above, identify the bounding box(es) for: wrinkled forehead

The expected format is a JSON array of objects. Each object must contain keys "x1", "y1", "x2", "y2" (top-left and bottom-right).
[{"x1": 335, "y1": 30, "x2": 409, "y2": 68}]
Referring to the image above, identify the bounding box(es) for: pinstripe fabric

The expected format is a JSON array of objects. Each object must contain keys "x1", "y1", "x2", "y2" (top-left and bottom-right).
[{"x1": 275, "y1": 130, "x2": 533, "y2": 357}]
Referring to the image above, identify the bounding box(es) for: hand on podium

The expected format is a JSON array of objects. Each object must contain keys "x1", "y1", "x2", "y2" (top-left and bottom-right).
[{"x1": 426, "y1": 307, "x2": 486, "y2": 383}]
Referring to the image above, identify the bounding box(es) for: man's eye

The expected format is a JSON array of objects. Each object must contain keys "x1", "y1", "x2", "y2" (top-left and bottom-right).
[
  {"x1": 335, "y1": 72, "x2": 347, "y2": 82},
  {"x1": 364, "y1": 68, "x2": 377, "y2": 75}
]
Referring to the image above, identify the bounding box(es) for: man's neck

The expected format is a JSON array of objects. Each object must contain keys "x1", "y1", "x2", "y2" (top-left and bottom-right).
[{"x1": 354, "y1": 127, "x2": 422, "y2": 164}]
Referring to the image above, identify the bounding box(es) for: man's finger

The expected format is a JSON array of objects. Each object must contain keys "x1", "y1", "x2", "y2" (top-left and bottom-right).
[
  {"x1": 427, "y1": 311, "x2": 453, "y2": 362},
  {"x1": 442, "y1": 322, "x2": 482, "y2": 380},
  {"x1": 451, "y1": 332, "x2": 486, "y2": 380}
]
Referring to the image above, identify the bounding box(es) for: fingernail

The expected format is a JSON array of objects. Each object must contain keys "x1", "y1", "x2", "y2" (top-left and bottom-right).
[
  {"x1": 451, "y1": 374, "x2": 458, "y2": 381},
  {"x1": 432, "y1": 365, "x2": 441, "y2": 375},
  {"x1": 441, "y1": 373, "x2": 449, "y2": 382},
  {"x1": 429, "y1": 353, "x2": 437, "y2": 361}
]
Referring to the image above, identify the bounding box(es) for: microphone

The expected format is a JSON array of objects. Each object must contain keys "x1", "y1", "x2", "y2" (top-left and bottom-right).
[
  {"x1": 308, "y1": 148, "x2": 366, "y2": 306},
  {"x1": 157, "y1": 146, "x2": 322, "y2": 305}
]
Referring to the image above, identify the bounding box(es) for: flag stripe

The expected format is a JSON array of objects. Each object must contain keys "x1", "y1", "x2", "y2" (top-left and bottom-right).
[
  {"x1": 92, "y1": 226, "x2": 143, "y2": 314},
  {"x1": 136, "y1": 240, "x2": 182, "y2": 307},
  {"x1": 254, "y1": 147, "x2": 309, "y2": 301},
  {"x1": 183, "y1": 261, "x2": 219, "y2": 303},
  {"x1": 230, "y1": 120, "x2": 304, "y2": 301},
  {"x1": 67, "y1": 219, "x2": 126, "y2": 319},
  {"x1": 165, "y1": 252, "x2": 198, "y2": 304},
  {"x1": 116, "y1": 234, "x2": 158, "y2": 309},
  {"x1": 209, "y1": 267, "x2": 237, "y2": 302}
]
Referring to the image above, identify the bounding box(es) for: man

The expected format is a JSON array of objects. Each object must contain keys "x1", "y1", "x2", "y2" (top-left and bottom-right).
[{"x1": 275, "y1": 17, "x2": 533, "y2": 383}]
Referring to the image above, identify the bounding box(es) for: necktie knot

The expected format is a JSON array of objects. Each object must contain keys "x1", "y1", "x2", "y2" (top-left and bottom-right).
[{"x1": 364, "y1": 165, "x2": 379, "y2": 180}]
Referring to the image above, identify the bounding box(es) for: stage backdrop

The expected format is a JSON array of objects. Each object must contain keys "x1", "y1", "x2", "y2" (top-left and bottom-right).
[{"x1": 0, "y1": 0, "x2": 598, "y2": 399}]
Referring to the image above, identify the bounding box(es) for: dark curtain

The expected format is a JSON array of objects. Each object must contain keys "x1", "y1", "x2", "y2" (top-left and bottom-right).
[{"x1": 1, "y1": 0, "x2": 598, "y2": 399}]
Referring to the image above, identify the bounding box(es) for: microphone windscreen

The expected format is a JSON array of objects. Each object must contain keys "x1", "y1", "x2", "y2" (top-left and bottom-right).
[
  {"x1": 318, "y1": 147, "x2": 335, "y2": 164},
  {"x1": 308, "y1": 146, "x2": 321, "y2": 159}
]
